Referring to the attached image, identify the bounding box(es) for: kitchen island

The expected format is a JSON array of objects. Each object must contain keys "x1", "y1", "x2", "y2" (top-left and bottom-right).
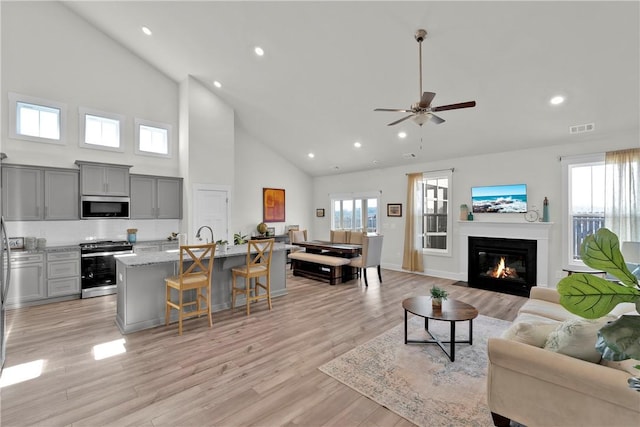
[{"x1": 115, "y1": 243, "x2": 289, "y2": 334}]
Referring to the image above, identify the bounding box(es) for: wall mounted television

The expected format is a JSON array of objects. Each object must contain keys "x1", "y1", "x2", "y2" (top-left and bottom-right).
[{"x1": 471, "y1": 184, "x2": 527, "y2": 213}]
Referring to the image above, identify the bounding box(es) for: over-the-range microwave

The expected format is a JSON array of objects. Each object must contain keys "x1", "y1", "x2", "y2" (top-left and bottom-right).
[{"x1": 81, "y1": 196, "x2": 130, "y2": 219}]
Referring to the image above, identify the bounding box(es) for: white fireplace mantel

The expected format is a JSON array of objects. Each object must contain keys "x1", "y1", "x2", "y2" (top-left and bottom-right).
[{"x1": 458, "y1": 221, "x2": 554, "y2": 287}]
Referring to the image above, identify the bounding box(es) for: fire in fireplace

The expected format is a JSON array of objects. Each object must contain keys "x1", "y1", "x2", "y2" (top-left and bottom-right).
[{"x1": 468, "y1": 237, "x2": 537, "y2": 297}]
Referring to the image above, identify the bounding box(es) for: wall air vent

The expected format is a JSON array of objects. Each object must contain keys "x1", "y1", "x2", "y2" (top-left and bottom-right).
[
  {"x1": 402, "y1": 153, "x2": 417, "y2": 159},
  {"x1": 569, "y1": 123, "x2": 595, "y2": 134}
]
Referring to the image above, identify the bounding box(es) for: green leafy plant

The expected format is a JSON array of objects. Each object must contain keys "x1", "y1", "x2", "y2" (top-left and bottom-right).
[
  {"x1": 215, "y1": 239, "x2": 228, "y2": 245},
  {"x1": 233, "y1": 232, "x2": 247, "y2": 245},
  {"x1": 430, "y1": 286, "x2": 448, "y2": 301},
  {"x1": 557, "y1": 228, "x2": 640, "y2": 362}
]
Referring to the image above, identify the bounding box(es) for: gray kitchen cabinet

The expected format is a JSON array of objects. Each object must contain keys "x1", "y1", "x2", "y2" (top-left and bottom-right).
[
  {"x1": 76, "y1": 161, "x2": 131, "y2": 196},
  {"x1": 2, "y1": 165, "x2": 79, "y2": 221},
  {"x1": 130, "y1": 174, "x2": 182, "y2": 219},
  {"x1": 44, "y1": 170, "x2": 79, "y2": 220},
  {"x1": 46, "y1": 251, "x2": 81, "y2": 297},
  {"x1": 6, "y1": 253, "x2": 46, "y2": 306},
  {"x1": 1, "y1": 166, "x2": 43, "y2": 220}
]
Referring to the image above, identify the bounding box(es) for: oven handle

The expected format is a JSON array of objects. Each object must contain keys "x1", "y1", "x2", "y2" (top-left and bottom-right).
[{"x1": 81, "y1": 250, "x2": 133, "y2": 258}]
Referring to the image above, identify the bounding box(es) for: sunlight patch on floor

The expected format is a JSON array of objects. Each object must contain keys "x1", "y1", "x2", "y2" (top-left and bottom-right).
[
  {"x1": 93, "y1": 338, "x2": 126, "y2": 360},
  {"x1": 0, "y1": 359, "x2": 45, "y2": 388}
]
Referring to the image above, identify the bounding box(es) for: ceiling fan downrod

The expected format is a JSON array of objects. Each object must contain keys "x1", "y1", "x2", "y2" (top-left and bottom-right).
[{"x1": 415, "y1": 29, "x2": 427, "y2": 101}]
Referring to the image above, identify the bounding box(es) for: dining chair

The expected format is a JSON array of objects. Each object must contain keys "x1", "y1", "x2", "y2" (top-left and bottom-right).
[
  {"x1": 288, "y1": 229, "x2": 307, "y2": 269},
  {"x1": 165, "y1": 243, "x2": 216, "y2": 335},
  {"x1": 231, "y1": 238, "x2": 275, "y2": 315},
  {"x1": 349, "y1": 234, "x2": 383, "y2": 286}
]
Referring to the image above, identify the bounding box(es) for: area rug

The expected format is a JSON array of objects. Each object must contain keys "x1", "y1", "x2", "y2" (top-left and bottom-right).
[{"x1": 318, "y1": 314, "x2": 511, "y2": 427}]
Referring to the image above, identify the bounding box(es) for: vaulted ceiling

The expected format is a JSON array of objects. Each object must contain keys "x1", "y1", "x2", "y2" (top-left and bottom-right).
[{"x1": 63, "y1": 1, "x2": 639, "y2": 176}]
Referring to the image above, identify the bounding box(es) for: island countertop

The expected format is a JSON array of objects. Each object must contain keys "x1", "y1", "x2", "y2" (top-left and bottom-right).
[{"x1": 115, "y1": 242, "x2": 292, "y2": 267}]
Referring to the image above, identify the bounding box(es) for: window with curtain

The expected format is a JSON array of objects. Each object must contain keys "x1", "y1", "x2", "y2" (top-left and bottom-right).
[
  {"x1": 420, "y1": 170, "x2": 453, "y2": 255},
  {"x1": 330, "y1": 191, "x2": 379, "y2": 232},
  {"x1": 605, "y1": 148, "x2": 639, "y2": 242}
]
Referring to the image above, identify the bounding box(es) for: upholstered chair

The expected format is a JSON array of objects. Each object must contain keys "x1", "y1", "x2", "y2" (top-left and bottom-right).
[
  {"x1": 349, "y1": 234, "x2": 383, "y2": 286},
  {"x1": 288, "y1": 229, "x2": 308, "y2": 269},
  {"x1": 330, "y1": 230, "x2": 350, "y2": 244}
]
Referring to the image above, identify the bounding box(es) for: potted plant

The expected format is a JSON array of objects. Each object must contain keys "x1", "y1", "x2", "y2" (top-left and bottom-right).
[
  {"x1": 557, "y1": 228, "x2": 640, "y2": 388},
  {"x1": 234, "y1": 232, "x2": 248, "y2": 245},
  {"x1": 430, "y1": 286, "x2": 448, "y2": 308},
  {"x1": 215, "y1": 239, "x2": 229, "y2": 253}
]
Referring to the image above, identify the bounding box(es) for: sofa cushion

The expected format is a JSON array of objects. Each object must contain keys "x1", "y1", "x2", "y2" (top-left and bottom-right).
[
  {"x1": 599, "y1": 358, "x2": 640, "y2": 375},
  {"x1": 543, "y1": 317, "x2": 615, "y2": 363},
  {"x1": 501, "y1": 321, "x2": 559, "y2": 347},
  {"x1": 518, "y1": 298, "x2": 583, "y2": 322}
]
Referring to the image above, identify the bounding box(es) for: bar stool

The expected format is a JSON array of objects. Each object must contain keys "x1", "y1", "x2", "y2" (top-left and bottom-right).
[
  {"x1": 165, "y1": 243, "x2": 216, "y2": 335},
  {"x1": 231, "y1": 239, "x2": 274, "y2": 315}
]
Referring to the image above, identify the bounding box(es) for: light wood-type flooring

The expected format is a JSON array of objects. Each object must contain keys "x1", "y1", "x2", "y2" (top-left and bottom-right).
[{"x1": 1, "y1": 268, "x2": 526, "y2": 426}]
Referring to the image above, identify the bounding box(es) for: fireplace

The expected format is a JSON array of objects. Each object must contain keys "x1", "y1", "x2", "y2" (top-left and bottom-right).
[{"x1": 468, "y1": 236, "x2": 537, "y2": 297}]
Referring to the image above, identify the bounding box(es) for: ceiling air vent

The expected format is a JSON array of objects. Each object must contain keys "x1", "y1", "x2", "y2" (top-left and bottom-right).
[
  {"x1": 402, "y1": 153, "x2": 417, "y2": 159},
  {"x1": 569, "y1": 123, "x2": 595, "y2": 134}
]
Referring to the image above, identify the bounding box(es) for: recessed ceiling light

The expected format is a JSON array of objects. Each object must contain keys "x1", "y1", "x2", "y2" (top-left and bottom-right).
[
  {"x1": 354, "y1": 141, "x2": 361, "y2": 148},
  {"x1": 141, "y1": 26, "x2": 152, "y2": 36},
  {"x1": 213, "y1": 81, "x2": 222, "y2": 88},
  {"x1": 308, "y1": 153, "x2": 315, "y2": 158},
  {"x1": 398, "y1": 131, "x2": 407, "y2": 139},
  {"x1": 254, "y1": 46, "x2": 264, "y2": 56},
  {"x1": 550, "y1": 95, "x2": 565, "y2": 105}
]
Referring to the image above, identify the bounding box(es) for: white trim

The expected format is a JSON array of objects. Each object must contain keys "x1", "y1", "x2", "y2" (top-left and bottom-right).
[
  {"x1": 329, "y1": 190, "x2": 381, "y2": 200},
  {"x1": 134, "y1": 117, "x2": 172, "y2": 158},
  {"x1": 78, "y1": 106, "x2": 125, "y2": 152},
  {"x1": 8, "y1": 92, "x2": 67, "y2": 145}
]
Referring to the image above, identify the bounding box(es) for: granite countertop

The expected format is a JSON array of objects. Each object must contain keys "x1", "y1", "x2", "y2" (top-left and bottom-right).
[{"x1": 116, "y1": 242, "x2": 294, "y2": 267}]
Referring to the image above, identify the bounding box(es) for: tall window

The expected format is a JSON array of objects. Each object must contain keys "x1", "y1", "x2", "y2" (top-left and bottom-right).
[
  {"x1": 562, "y1": 154, "x2": 605, "y2": 265},
  {"x1": 331, "y1": 192, "x2": 379, "y2": 232},
  {"x1": 9, "y1": 92, "x2": 66, "y2": 145},
  {"x1": 79, "y1": 107, "x2": 124, "y2": 152},
  {"x1": 135, "y1": 118, "x2": 171, "y2": 158},
  {"x1": 421, "y1": 170, "x2": 452, "y2": 255}
]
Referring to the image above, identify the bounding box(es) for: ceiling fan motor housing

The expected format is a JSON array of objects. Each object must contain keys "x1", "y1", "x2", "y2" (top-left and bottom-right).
[{"x1": 415, "y1": 29, "x2": 427, "y2": 42}]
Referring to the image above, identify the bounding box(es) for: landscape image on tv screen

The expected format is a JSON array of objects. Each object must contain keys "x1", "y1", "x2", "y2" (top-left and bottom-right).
[{"x1": 471, "y1": 184, "x2": 527, "y2": 213}]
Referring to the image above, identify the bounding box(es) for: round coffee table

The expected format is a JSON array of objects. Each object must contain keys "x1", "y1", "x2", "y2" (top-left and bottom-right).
[{"x1": 402, "y1": 296, "x2": 479, "y2": 361}]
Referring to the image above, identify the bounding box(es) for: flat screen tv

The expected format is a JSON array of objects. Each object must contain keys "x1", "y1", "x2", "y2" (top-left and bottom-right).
[{"x1": 471, "y1": 184, "x2": 527, "y2": 213}]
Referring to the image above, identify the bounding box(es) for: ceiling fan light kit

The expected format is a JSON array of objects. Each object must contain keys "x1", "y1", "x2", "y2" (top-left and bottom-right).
[{"x1": 375, "y1": 28, "x2": 476, "y2": 127}]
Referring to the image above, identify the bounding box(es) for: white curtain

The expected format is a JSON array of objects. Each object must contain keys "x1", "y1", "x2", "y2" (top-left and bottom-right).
[{"x1": 605, "y1": 148, "x2": 639, "y2": 241}]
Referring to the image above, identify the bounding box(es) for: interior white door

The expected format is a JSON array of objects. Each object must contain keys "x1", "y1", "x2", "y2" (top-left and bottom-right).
[{"x1": 192, "y1": 185, "x2": 230, "y2": 244}]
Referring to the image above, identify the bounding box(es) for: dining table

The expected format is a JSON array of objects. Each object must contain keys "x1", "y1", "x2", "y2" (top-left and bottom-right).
[{"x1": 294, "y1": 240, "x2": 362, "y2": 258}]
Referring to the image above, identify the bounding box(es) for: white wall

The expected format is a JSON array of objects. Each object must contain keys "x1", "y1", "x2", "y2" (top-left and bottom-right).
[
  {"x1": 233, "y1": 128, "x2": 313, "y2": 240},
  {"x1": 0, "y1": 1, "x2": 179, "y2": 175},
  {"x1": 313, "y1": 132, "x2": 638, "y2": 287}
]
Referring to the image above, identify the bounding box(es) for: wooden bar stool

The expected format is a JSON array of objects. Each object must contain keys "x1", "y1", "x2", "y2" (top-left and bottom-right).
[
  {"x1": 165, "y1": 243, "x2": 216, "y2": 335},
  {"x1": 231, "y1": 239, "x2": 274, "y2": 315}
]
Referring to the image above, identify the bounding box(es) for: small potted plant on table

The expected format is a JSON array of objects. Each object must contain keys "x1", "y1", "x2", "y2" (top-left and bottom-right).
[
  {"x1": 215, "y1": 239, "x2": 228, "y2": 253},
  {"x1": 430, "y1": 286, "x2": 448, "y2": 308}
]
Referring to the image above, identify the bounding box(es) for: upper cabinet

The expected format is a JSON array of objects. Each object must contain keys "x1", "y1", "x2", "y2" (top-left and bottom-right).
[
  {"x1": 130, "y1": 174, "x2": 182, "y2": 219},
  {"x1": 75, "y1": 160, "x2": 131, "y2": 196},
  {"x1": 1, "y1": 165, "x2": 79, "y2": 221}
]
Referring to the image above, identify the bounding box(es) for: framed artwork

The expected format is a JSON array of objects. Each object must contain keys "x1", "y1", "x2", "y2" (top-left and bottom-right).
[
  {"x1": 316, "y1": 208, "x2": 325, "y2": 217},
  {"x1": 387, "y1": 203, "x2": 402, "y2": 217},
  {"x1": 8, "y1": 237, "x2": 24, "y2": 249},
  {"x1": 267, "y1": 227, "x2": 276, "y2": 236},
  {"x1": 263, "y1": 188, "x2": 286, "y2": 222}
]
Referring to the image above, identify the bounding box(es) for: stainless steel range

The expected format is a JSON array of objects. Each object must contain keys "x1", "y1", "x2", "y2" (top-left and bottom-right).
[{"x1": 80, "y1": 240, "x2": 133, "y2": 298}]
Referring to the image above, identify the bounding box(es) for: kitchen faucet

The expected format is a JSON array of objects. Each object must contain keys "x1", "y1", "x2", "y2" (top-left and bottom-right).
[{"x1": 195, "y1": 225, "x2": 214, "y2": 244}]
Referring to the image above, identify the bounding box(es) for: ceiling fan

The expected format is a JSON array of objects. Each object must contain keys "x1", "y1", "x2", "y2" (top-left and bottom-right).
[{"x1": 375, "y1": 29, "x2": 476, "y2": 126}]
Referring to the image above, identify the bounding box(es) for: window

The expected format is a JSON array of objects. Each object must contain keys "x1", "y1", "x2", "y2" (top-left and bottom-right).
[
  {"x1": 135, "y1": 118, "x2": 171, "y2": 158},
  {"x1": 79, "y1": 107, "x2": 124, "y2": 152},
  {"x1": 330, "y1": 191, "x2": 379, "y2": 232},
  {"x1": 8, "y1": 92, "x2": 66, "y2": 145},
  {"x1": 421, "y1": 170, "x2": 452, "y2": 255},
  {"x1": 562, "y1": 154, "x2": 605, "y2": 265}
]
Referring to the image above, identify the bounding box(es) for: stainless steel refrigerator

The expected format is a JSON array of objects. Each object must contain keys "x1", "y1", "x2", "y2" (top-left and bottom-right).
[{"x1": 1, "y1": 152, "x2": 10, "y2": 372}]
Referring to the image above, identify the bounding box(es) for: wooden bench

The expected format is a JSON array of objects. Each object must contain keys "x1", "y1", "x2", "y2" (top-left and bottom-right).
[{"x1": 288, "y1": 252, "x2": 351, "y2": 285}]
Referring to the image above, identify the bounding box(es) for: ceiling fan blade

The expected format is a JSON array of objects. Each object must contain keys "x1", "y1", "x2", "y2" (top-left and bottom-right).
[
  {"x1": 374, "y1": 108, "x2": 412, "y2": 112},
  {"x1": 432, "y1": 101, "x2": 476, "y2": 112},
  {"x1": 387, "y1": 114, "x2": 415, "y2": 126},
  {"x1": 429, "y1": 114, "x2": 445, "y2": 124},
  {"x1": 418, "y1": 92, "x2": 436, "y2": 108}
]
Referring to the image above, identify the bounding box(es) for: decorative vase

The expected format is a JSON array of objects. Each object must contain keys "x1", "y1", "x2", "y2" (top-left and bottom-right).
[
  {"x1": 432, "y1": 297, "x2": 442, "y2": 308},
  {"x1": 467, "y1": 212, "x2": 474, "y2": 221},
  {"x1": 542, "y1": 197, "x2": 550, "y2": 222},
  {"x1": 127, "y1": 233, "x2": 137, "y2": 243},
  {"x1": 460, "y1": 204, "x2": 469, "y2": 221},
  {"x1": 218, "y1": 243, "x2": 227, "y2": 254}
]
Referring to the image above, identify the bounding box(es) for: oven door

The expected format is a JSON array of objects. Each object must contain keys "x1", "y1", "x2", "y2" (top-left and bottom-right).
[{"x1": 81, "y1": 253, "x2": 119, "y2": 298}]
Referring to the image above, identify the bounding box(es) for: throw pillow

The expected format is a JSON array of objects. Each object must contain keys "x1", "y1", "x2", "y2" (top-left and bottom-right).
[
  {"x1": 501, "y1": 321, "x2": 558, "y2": 347},
  {"x1": 544, "y1": 317, "x2": 615, "y2": 363}
]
